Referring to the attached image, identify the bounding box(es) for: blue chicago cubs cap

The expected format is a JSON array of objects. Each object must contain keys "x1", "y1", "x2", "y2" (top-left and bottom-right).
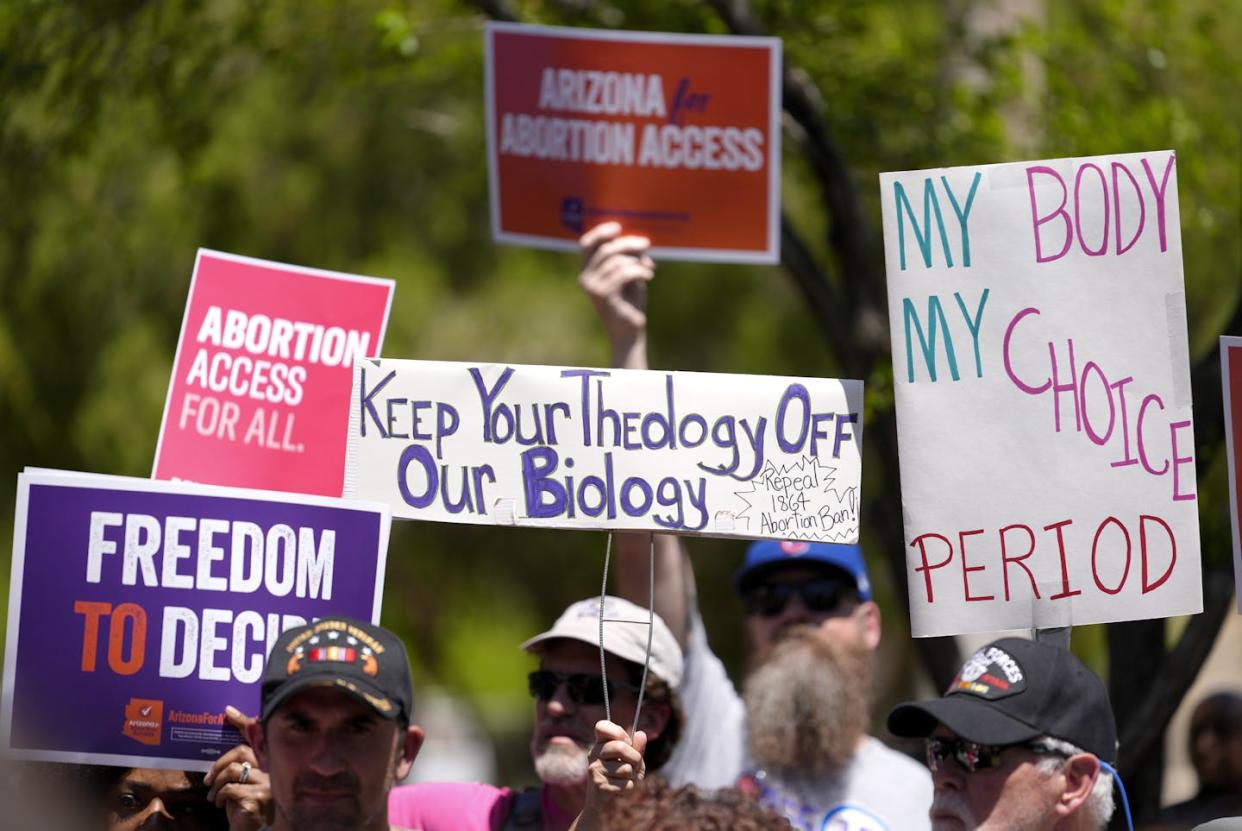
[{"x1": 733, "y1": 540, "x2": 872, "y2": 600}]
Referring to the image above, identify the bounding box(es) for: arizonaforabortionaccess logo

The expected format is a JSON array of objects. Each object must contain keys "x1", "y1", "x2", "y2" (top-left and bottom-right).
[{"x1": 122, "y1": 698, "x2": 164, "y2": 746}]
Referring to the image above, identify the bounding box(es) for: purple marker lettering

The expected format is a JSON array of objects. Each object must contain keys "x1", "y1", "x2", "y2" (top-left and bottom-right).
[
  {"x1": 1170, "y1": 420, "x2": 1196, "y2": 501},
  {"x1": 1049, "y1": 338, "x2": 1081, "y2": 433},
  {"x1": 1026, "y1": 166, "x2": 1072, "y2": 263},
  {"x1": 1109, "y1": 376, "x2": 1138, "y2": 468},
  {"x1": 1073, "y1": 163, "x2": 1110, "y2": 257},
  {"x1": 775, "y1": 384, "x2": 811, "y2": 453},
  {"x1": 1111, "y1": 161, "x2": 1146, "y2": 255},
  {"x1": 1079, "y1": 362, "x2": 1116, "y2": 445},
  {"x1": 1140, "y1": 154, "x2": 1175, "y2": 253},
  {"x1": 1003, "y1": 308, "x2": 1050, "y2": 394},
  {"x1": 397, "y1": 445, "x2": 437, "y2": 509},
  {"x1": 520, "y1": 446, "x2": 567, "y2": 518},
  {"x1": 1136, "y1": 394, "x2": 1169, "y2": 476}
]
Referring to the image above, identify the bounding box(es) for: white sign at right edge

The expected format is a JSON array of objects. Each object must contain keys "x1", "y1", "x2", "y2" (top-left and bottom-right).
[{"x1": 880, "y1": 150, "x2": 1202, "y2": 637}]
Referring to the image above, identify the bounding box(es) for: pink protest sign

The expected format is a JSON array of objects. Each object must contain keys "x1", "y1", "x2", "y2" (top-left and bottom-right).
[
  {"x1": 880, "y1": 151, "x2": 1201, "y2": 637},
  {"x1": 153, "y1": 250, "x2": 394, "y2": 496}
]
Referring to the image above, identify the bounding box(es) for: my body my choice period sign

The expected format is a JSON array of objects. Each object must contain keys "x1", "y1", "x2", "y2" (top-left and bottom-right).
[
  {"x1": 344, "y1": 359, "x2": 862, "y2": 541},
  {"x1": 485, "y1": 22, "x2": 781, "y2": 263},
  {"x1": 153, "y1": 249, "x2": 395, "y2": 497},
  {"x1": 2, "y1": 470, "x2": 390, "y2": 770},
  {"x1": 881, "y1": 150, "x2": 1201, "y2": 637}
]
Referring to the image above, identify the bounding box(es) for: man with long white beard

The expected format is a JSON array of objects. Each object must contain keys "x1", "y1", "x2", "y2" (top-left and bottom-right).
[
  {"x1": 578, "y1": 222, "x2": 932, "y2": 830},
  {"x1": 740, "y1": 605, "x2": 877, "y2": 801},
  {"x1": 388, "y1": 596, "x2": 683, "y2": 831}
]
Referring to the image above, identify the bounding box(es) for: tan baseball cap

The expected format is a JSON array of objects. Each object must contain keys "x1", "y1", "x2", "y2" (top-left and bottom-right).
[{"x1": 520, "y1": 595, "x2": 684, "y2": 688}]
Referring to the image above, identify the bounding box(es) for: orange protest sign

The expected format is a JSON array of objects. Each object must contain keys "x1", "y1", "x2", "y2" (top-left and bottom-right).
[{"x1": 485, "y1": 22, "x2": 781, "y2": 264}]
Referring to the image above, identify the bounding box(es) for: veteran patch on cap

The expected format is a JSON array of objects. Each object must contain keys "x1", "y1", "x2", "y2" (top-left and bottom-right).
[
  {"x1": 887, "y1": 637, "x2": 1118, "y2": 763},
  {"x1": 947, "y1": 644, "x2": 1028, "y2": 700},
  {"x1": 260, "y1": 617, "x2": 414, "y2": 725}
]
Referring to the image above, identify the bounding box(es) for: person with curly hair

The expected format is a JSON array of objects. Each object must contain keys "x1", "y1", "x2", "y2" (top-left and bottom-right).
[{"x1": 569, "y1": 721, "x2": 789, "y2": 831}]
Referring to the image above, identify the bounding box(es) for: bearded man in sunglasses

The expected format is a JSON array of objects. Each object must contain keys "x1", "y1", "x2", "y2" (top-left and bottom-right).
[
  {"x1": 389, "y1": 595, "x2": 683, "y2": 831},
  {"x1": 887, "y1": 637, "x2": 1118, "y2": 830},
  {"x1": 578, "y1": 222, "x2": 932, "y2": 830}
]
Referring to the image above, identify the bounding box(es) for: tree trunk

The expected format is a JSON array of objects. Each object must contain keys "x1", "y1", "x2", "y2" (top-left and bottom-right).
[{"x1": 1110, "y1": 618, "x2": 1167, "y2": 823}]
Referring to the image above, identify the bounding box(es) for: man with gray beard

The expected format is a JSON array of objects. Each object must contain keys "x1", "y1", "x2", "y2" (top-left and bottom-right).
[
  {"x1": 578, "y1": 222, "x2": 932, "y2": 830},
  {"x1": 743, "y1": 623, "x2": 874, "y2": 783},
  {"x1": 389, "y1": 596, "x2": 683, "y2": 831},
  {"x1": 728, "y1": 542, "x2": 932, "y2": 829}
]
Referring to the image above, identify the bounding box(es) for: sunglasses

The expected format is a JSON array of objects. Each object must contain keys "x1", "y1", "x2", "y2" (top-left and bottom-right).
[
  {"x1": 527, "y1": 671, "x2": 639, "y2": 706},
  {"x1": 925, "y1": 736, "x2": 1066, "y2": 773},
  {"x1": 740, "y1": 578, "x2": 858, "y2": 617}
]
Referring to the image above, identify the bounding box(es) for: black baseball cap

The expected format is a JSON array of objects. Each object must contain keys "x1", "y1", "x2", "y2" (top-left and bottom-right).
[
  {"x1": 260, "y1": 617, "x2": 414, "y2": 725},
  {"x1": 887, "y1": 637, "x2": 1118, "y2": 763}
]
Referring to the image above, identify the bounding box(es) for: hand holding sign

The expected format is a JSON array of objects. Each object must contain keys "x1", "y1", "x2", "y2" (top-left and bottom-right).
[
  {"x1": 579, "y1": 222, "x2": 654, "y2": 368},
  {"x1": 204, "y1": 707, "x2": 271, "y2": 831},
  {"x1": 572, "y1": 720, "x2": 647, "y2": 831},
  {"x1": 588, "y1": 719, "x2": 647, "y2": 793}
]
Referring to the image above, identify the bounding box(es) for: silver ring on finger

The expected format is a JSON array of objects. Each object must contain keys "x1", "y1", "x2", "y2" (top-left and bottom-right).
[{"x1": 239, "y1": 761, "x2": 252, "y2": 784}]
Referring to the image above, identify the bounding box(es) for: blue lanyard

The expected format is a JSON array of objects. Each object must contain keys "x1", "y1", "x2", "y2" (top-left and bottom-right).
[{"x1": 1100, "y1": 761, "x2": 1135, "y2": 831}]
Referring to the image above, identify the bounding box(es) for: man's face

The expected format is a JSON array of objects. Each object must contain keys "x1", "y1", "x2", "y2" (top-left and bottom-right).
[
  {"x1": 529, "y1": 639, "x2": 641, "y2": 786},
  {"x1": 742, "y1": 565, "x2": 878, "y2": 658},
  {"x1": 927, "y1": 726, "x2": 1063, "y2": 831},
  {"x1": 105, "y1": 768, "x2": 217, "y2": 831},
  {"x1": 251, "y1": 686, "x2": 419, "y2": 831}
]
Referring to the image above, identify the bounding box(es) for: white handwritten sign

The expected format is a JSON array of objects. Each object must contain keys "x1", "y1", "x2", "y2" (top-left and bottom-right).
[
  {"x1": 343, "y1": 360, "x2": 862, "y2": 540},
  {"x1": 880, "y1": 150, "x2": 1201, "y2": 637}
]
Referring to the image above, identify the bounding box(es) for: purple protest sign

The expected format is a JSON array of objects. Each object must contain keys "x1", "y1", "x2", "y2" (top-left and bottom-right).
[{"x1": 2, "y1": 470, "x2": 391, "y2": 770}]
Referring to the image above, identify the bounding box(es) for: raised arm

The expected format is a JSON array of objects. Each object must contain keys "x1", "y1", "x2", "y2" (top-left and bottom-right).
[{"x1": 578, "y1": 222, "x2": 695, "y2": 648}]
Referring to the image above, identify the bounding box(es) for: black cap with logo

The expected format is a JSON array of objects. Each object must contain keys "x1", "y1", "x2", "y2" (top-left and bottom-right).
[
  {"x1": 260, "y1": 617, "x2": 414, "y2": 725},
  {"x1": 887, "y1": 637, "x2": 1118, "y2": 763}
]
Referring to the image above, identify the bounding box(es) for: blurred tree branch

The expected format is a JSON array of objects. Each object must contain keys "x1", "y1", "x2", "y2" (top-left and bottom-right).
[{"x1": 472, "y1": 0, "x2": 516, "y2": 22}]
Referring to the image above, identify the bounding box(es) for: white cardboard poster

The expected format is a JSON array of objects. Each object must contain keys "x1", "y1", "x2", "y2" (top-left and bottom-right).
[
  {"x1": 343, "y1": 359, "x2": 863, "y2": 540},
  {"x1": 880, "y1": 150, "x2": 1201, "y2": 637}
]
